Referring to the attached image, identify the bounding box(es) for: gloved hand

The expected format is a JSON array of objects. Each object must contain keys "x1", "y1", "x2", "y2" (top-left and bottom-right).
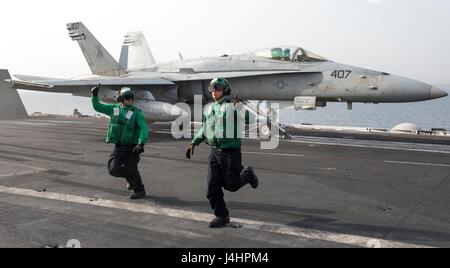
[
  {"x1": 91, "y1": 84, "x2": 101, "y2": 97},
  {"x1": 186, "y1": 144, "x2": 195, "y2": 159},
  {"x1": 133, "y1": 144, "x2": 145, "y2": 154}
]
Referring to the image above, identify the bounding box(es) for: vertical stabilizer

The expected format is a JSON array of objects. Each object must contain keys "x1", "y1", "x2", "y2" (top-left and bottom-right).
[
  {"x1": 67, "y1": 22, "x2": 126, "y2": 76},
  {"x1": 0, "y1": 69, "x2": 28, "y2": 119},
  {"x1": 119, "y1": 31, "x2": 156, "y2": 71}
]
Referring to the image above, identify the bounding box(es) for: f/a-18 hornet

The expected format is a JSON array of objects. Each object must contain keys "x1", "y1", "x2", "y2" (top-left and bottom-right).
[{"x1": 2, "y1": 22, "x2": 447, "y2": 121}]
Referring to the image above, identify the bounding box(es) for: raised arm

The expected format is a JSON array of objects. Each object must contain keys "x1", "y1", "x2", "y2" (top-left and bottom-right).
[
  {"x1": 92, "y1": 96, "x2": 114, "y2": 116},
  {"x1": 91, "y1": 85, "x2": 114, "y2": 116}
]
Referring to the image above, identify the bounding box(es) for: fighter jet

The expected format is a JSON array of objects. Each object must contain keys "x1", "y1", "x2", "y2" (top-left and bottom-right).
[{"x1": 3, "y1": 22, "x2": 447, "y2": 121}]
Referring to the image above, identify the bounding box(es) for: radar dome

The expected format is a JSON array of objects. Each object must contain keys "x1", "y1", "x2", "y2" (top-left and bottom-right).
[{"x1": 391, "y1": 123, "x2": 423, "y2": 134}]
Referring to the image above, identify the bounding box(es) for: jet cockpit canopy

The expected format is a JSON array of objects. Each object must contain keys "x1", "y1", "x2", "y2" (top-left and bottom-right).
[{"x1": 246, "y1": 46, "x2": 328, "y2": 62}]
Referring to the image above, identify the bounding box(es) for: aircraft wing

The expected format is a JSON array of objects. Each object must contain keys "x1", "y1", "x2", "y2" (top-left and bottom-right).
[
  {"x1": 7, "y1": 70, "x2": 319, "y2": 97},
  {"x1": 7, "y1": 75, "x2": 175, "y2": 94}
]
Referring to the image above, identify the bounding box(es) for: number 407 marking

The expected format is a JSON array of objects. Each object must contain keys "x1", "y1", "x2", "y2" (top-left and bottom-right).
[{"x1": 331, "y1": 70, "x2": 352, "y2": 79}]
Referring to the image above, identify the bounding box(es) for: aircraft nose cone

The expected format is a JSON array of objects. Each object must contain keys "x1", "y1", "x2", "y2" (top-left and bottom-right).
[
  {"x1": 430, "y1": 87, "x2": 448, "y2": 100},
  {"x1": 379, "y1": 75, "x2": 433, "y2": 102}
]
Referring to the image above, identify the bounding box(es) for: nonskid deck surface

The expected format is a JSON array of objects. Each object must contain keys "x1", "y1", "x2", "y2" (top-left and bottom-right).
[{"x1": 0, "y1": 117, "x2": 449, "y2": 248}]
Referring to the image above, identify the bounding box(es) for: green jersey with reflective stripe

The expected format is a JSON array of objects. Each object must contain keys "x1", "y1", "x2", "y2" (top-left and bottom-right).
[
  {"x1": 192, "y1": 97, "x2": 251, "y2": 149},
  {"x1": 92, "y1": 96, "x2": 148, "y2": 145}
]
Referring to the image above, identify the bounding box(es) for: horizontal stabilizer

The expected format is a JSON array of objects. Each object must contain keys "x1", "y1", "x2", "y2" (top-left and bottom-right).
[
  {"x1": 9, "y1": 75, "x2": 175, "y2": 93},
  {"x1": 0, "y1": 69, "x2": 28, "y2": 119}
]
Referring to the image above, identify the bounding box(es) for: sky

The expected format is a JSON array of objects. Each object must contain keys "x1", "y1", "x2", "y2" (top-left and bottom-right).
[{"x1": 1, "y1": 0, "x2": 449, "y2": 85}]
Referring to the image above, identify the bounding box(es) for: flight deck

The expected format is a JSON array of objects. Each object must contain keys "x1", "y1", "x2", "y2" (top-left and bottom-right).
[{"x1": 0, "y1": 116, "x2": 449, "y2": 248}]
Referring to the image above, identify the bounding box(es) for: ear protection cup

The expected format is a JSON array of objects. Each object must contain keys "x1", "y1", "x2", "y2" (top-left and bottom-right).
[
  {"x1": 117, "y1": 87, "x2": 134, "y2": 102},
  {"x1": 117, "y1": 95, "x2": 134, "y2": 102},
  {"x1": 224, "y1": 87, "x2": 232, "y2": 96},
  {"x1": 210, "y1": 78, "x2": 232, "y2": 96}
]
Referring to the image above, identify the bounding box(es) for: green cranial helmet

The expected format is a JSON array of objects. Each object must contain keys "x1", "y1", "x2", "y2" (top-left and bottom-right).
[
  {"x1": 117, "y1": 87, "x2": 134, "y2": 102},
  {"x1": 209, "y1": 78, "x2": 232, "y2": 96}
]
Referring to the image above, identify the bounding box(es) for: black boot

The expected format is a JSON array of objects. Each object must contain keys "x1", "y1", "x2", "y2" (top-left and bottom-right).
[
  {"x1": 245, "y1": 166, "x2": 259, "y2": 189},
  {"x1": 126, "y1": 183, "x2": 134, "y2": 191},
  {"x1": 130, "y1": 189, "x2": 146, "y2": 200},
  {"x1": 209, "y1": 216, "x2": 230, "y2": 228}
]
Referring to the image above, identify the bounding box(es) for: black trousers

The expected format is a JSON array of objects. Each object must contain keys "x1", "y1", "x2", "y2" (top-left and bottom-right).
[
  {"x1": 207, "y1": 147, "x2": 252, "y2": 217},
  {"x1": 108, "y1": 144, "x2": 145, "y2": 192}
]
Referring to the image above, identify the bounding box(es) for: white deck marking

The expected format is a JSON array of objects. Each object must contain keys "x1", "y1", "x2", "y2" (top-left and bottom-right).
[
  {"x1": 0, "y1": 185, "x2": 431, "y2": 248},
  {"x1": 385, "y1": 161, "x2": 450, "y2": 168},
  {"x1": 289, "y1": 139, "x2": 450, "y2": 154}
]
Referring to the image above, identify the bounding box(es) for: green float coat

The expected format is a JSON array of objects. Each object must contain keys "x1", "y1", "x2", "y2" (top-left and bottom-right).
[
  {"x1": 192, "y1": 97, "x2": 251, "y2": 149},
  {"x1": 92, "y1": 96, "x2": 148, "y2": 145}
]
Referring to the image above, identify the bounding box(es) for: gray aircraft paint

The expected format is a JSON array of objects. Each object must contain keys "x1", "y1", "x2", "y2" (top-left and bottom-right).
[
  {"x1": 0, "y1": 70, "x2": 28, "y2": 120},
  {"x1": 67, "y1": 22, "x2": 126, "y2": 77},
  {"x1": 3, "y1": 22, "x2": 447, "y2": 122},
  {"x1": 119, "y1": 31, "x2": 156, "y2": 71}
]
